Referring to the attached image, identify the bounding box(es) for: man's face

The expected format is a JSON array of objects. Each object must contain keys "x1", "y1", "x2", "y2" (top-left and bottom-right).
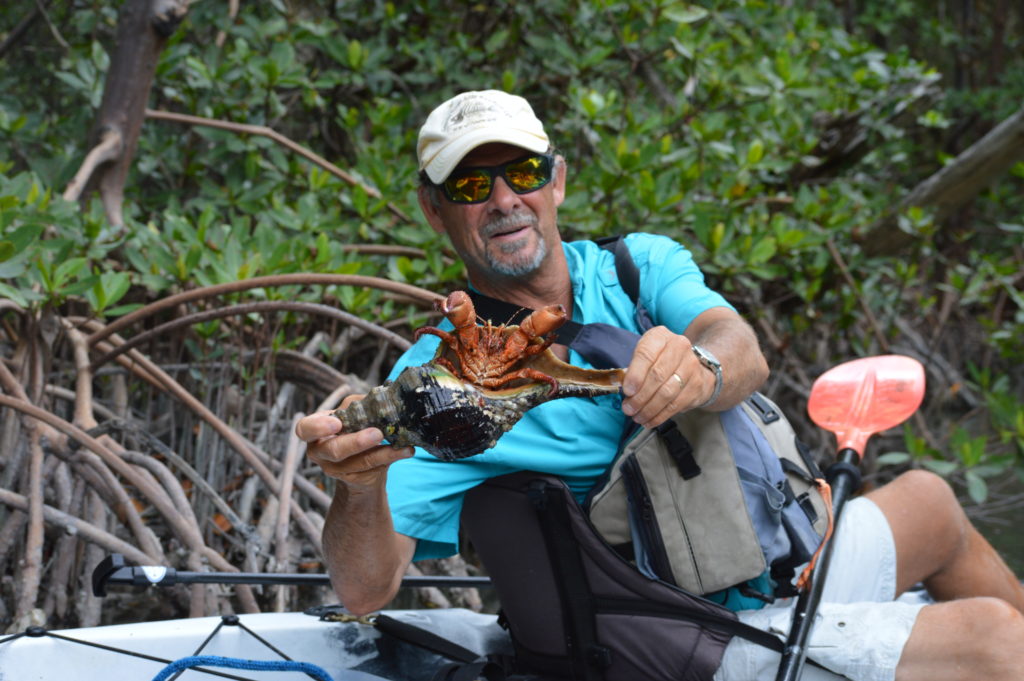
[{"x1": 419, "y1": 143, "x2": 566, "y2": 281}]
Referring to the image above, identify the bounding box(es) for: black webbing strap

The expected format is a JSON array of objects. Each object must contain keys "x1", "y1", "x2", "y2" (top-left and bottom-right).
[
  {"x1": 654, "y1": 420, "x2": 701, "y2": 480},
  {"x1": 432, "y1": 660, "x2": 508, "y2": 681},
  {"x1": 375, "y1": 615, "x2": 510, "y2": 681},
  {"x1": 375, "y1": 614, "x2": 481, "y2": 663},
  {"x1": 527, "y1": 480, "x2": 611, "y2": 680},
  {"x1": 594, "y1": 236, "x2": 639, "y2": 302},
  {"x1": 746, "y1": 392, "x2": 782, "y2": 424}
]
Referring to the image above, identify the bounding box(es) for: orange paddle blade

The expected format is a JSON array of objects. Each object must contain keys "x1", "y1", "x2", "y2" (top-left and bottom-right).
[{"x1": 807, "y1": 355, "x2": 925, "y2": 458}]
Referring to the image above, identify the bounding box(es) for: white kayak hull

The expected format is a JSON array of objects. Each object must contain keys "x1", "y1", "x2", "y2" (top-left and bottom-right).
[{"x1": 0, "y1": 608, "x2": 510, "y2": 681}]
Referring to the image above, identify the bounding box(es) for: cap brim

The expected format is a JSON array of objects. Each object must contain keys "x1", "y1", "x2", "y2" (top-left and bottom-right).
[{"x1": 422, "y1": 128, "x2": 549, "y2": 184}]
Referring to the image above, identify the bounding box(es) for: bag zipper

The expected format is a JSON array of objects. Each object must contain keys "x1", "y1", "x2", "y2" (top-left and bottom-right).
[{"x1": 622, "y1": 454, "x2": 677, "y2": 584}]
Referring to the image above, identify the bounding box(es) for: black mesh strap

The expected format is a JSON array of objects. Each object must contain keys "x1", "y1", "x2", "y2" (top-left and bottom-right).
[{"x1": 528, "y1": 480, "x2": 610, "y2": 680}]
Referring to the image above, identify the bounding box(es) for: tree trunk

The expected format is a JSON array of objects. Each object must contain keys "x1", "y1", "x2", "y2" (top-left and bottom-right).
[
  {"x1": 859, "y1": 104, "x2": 1024, "y2": 255},
  {"x1": 74, "y1": 0, "x2": 188, "y2": 228}
]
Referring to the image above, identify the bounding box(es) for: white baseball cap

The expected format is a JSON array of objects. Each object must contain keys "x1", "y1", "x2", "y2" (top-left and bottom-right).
[{"x1": 417, "y1": 90, "x2": 550, "y2": 184}]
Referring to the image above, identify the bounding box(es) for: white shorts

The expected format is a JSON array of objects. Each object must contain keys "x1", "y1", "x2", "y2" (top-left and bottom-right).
[{"x1": 714, "y1": 497, "x2": 927, "y2": 681}]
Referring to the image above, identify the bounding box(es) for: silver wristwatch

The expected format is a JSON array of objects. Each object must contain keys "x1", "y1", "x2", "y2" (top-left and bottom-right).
[{"x1": 692, "y1": 344, "x2": 722, "y2": 408}]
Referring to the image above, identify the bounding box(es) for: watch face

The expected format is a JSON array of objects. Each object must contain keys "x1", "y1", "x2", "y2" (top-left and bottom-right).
[{"x1": 693, "y1": 344, "x2": 720, "y2": 369}]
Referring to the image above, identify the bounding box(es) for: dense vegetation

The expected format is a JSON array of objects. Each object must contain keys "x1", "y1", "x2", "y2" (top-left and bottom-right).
[{"x1": 0, "y1": 0, "x2": 1021, "y2": 629}]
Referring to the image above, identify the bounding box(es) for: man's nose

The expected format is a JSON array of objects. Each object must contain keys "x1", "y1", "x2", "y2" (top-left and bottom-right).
[{"x1": 486, "y1": 176, "x2": 521, "y2": 213}]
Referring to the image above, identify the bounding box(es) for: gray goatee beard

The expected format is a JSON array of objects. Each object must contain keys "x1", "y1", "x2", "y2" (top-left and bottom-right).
[{"x1": 482, "y1": 212, "x2": 547, "y2": 277}]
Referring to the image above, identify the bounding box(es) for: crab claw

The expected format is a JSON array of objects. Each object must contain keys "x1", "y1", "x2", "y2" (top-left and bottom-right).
[
  {"x1": 519, "y1": 304, "x2": 567, "y2": 339},
  {"x1": 438, "y1": 290, "x2": 475, "y2": 328}
]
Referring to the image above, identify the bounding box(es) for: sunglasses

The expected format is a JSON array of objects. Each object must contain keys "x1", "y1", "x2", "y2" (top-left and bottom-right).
[{"x1": 434, "y1": 154, "x2": 555, "y2": 204}]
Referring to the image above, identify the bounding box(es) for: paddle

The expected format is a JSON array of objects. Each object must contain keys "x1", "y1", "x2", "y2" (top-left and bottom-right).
[
  {"x1": 775, "y1": 355, "x2": 925, "y2": 681},
  {"x1": 92, "y1": 553, "x2": 492, "y2": 597}
]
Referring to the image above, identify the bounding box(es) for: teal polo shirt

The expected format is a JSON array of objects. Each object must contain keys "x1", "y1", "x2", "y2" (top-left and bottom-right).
[{"x1": 383, "y1": 233, "x2": 733, "y2": 561}]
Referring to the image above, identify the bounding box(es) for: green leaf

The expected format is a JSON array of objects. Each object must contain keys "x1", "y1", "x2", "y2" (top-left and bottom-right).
[
  {"x1": 0, "y1": 281, "x2": 28, "y2": 307},
  {"x1": 965, "y1": 471, "x2": 988, "y2": 504},
  {"x1": 102, "y1": 271, "x2": 131, "y2": 310},
  {"x1": 746, "y1": 140, "x2": 765, "y2": 165},
  {"x1": 876, "y1": 452, "x2": 911, "y2": 467},
  {"x1": 748, "y1": 236, "x2": 777, "y2": 265},
  {"x1": 347, "y1": 40, "x2": 364, "y2": 70},
  {"x1": 921, "y1": 459, "x2": 958, "y2": 476},
  {"x1": 53, "y1": 257, "x2": 88, "y2": 289},
  {"x1": 663, "y1": 4, "x2": 709, "y2": 24}
]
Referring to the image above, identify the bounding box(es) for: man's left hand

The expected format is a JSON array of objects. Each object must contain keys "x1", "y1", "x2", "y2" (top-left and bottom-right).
[{"x1": 620, "y1": 326, "x2": 713, "y2": 428}]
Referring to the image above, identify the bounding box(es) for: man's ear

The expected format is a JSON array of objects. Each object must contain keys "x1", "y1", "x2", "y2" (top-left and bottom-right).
[
  {"x1": 417, "y1": 186, "x2": 447, "y2": 236},
  {"x1": 551, "y1": 155, "x2": 567, "y2": 208}
]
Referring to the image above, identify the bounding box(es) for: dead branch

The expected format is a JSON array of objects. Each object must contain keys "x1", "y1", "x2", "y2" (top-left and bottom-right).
[
  {"x1": 62, "y1": 129, "x2": 124, "y2": 203},
  {"x1": 63, "y1": 324, "x2": 98, "y2": 429},
  {"x1": 45, "y1": 385, "x2": 120, "y2": 422},
  {"x1": 89, "y1": 300, "x2": 412, "y2": 372},
  {"x1": 86, "y1": 273, "x2": 442, "y2": 349},
  {"x1": 861, "y1": 104, "x2": 1024, "y2": 254},
  {"x1": 215, "y1": 0, "x2": 241, "y2": 48},
  {"x1": 98, "y1": 419, "x2": 261, "y2": 551},
  {"x1": 75, "y1": 0, "x2": 189, "y2": 227},
  {"x1": 0, "y1": 356, "x2": 67, "y2": 450},
  {"x1": 0, "y1": 2, "x2": 44, "y2": 59},
  {"x1": 77, "y1": 322, "x2": 329, "y2": 548},
  {"x1": 272, "y1": 415, "x2": 304, "y2": 612},
  {"x1": 145, "y1": 108, "x2": 413, "y2": 224},
  {"x1": 0, "y1": 393, "x2": 176, "y2": 561},
  {"x1": 341, "y1": 244, "x2": 428, "y2": 258},
  {"x1": 33, "y1": 0, "x2": 69, "y2": 51},
  {"x1": 76, "y1": 491, "x2": 108, "y2": 627},
  {"x1": 14, "y1": 431, "x2": 45, "y2": 620},
  {"x1": 0, "y1": 487, "x2": 151, "y2": 564},
  {"x1": 119, "y1": 450, "x2": 200, "y2": 528},
  {"x1": 0, "y1": 511, "x2": 26, "y2": 572}
]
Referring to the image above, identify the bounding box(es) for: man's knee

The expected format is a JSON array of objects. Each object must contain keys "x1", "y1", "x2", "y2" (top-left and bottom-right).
[
  {"x1": 899, "y1": 469, "x2": 967, "y2": 535},
  {"x1": 890, "y1": 469, "x2": 957, "y2": 506},
  {"x1": 950, "y1": 598, "x2": 1024, "y2": 675},
  {"x1": 873, "y1": 469, "x2": 965, "y2": 537},
  {"x1": 901, "y1": 598, "x2": 1024, "y2": 680}
]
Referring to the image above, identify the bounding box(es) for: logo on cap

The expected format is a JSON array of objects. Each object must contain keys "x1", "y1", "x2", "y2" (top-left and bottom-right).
[{"x1": 445, "y1": 95, "x2": 504, "y2": 131}]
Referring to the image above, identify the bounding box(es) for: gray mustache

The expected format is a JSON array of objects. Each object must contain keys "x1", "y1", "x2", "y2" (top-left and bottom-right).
[{"x1": 482, "y1": 212, "x2": 538, "y2": 238}]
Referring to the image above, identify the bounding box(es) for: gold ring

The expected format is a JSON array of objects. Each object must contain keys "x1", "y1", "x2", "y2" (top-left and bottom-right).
[{"x1": 671, "y1": 373, "x2": 683, "y2": 386}]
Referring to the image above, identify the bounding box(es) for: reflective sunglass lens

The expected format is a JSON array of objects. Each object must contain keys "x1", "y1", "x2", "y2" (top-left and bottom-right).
[
  {"x1": 446, "y1": 171, "x2": 492, "y2": 203},
  {"x1": 506, "y1": 156, "x2": 549, "y2": 192}
]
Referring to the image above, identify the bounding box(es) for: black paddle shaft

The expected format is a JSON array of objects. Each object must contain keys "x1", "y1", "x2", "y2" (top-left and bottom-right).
[{"x1": 775, "y1": 448, "x2": 863, "y2": 681}]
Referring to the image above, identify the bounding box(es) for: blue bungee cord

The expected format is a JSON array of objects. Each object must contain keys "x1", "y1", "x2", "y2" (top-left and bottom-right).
[{"x1": 150, "y1": 654, "x2": 335, "y2": 681}]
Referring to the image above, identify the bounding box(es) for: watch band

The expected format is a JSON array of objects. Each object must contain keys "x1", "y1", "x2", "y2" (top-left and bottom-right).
[{"x1": 692, "y1": 344, "x2": 723, "y2": 408}]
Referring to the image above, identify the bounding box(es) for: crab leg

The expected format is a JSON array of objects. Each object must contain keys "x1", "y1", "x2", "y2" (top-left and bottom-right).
[{"x1": 483, "y1": 367, "x2": 560, "y2": 396}]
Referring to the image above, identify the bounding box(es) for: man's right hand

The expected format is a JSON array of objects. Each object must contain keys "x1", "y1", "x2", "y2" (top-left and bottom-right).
[
  {"x1": 297, "y1": 396, "x2": 414, "y2": 489},
  {"x1": 297, "y1": 396, "x2": 417, "y2": 615}
]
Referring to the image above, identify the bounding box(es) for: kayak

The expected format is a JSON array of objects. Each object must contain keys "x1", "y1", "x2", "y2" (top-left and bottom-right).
[
  {"x1": 2, "y1": 553, "x2": 510, "y2": 681},
  {"x1": 0, "y1": 607, "x2": 511, "y2": 681}
]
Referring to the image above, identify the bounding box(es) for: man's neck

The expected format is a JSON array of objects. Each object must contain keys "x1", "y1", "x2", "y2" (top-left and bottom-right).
[{"x1": 468, "y1": 250, "x2": 573, "y2": 316}]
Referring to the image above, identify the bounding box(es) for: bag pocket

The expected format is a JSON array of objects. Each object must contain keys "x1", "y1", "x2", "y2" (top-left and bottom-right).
[{"x1": 591, "y1": 410, "x2": 767, "y2": 594}]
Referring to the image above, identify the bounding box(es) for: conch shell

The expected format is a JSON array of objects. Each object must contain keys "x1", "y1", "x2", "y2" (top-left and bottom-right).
[{"x1": 333, "y1": 349, "x2": 624, "y2": 461}]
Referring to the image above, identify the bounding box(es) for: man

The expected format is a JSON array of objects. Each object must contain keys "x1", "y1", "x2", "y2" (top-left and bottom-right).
[{"x1": 297, "y1": 90, "x2": 1024, "y2": 680}]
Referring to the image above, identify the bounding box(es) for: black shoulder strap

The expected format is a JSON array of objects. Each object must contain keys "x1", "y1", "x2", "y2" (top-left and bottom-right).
[
  {"x1": 595, "y1": 235, "x2": 654, "y2": 331},
  {"x1": 594, "y1": 235, "x2": 638, "y2": 303}
]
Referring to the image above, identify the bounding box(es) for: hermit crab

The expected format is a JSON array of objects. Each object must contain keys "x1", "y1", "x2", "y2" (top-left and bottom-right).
[{"x1": 332, "y1": 291, "x2": 624, "y2": 461}]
